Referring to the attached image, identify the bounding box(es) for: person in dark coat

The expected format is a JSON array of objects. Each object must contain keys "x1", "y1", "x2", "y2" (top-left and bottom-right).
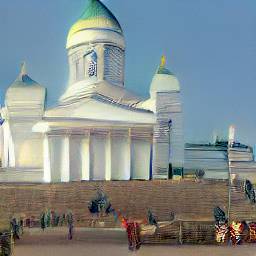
[
  {"x1": 40, "y1": 212, "x2": 46, "y2": 231},
  {"x1": 10, "y1": 218, "x2": 20, "y2": 240},
  {"x1": 67, "y1": 212, "x2": 74, "y2": 240}
]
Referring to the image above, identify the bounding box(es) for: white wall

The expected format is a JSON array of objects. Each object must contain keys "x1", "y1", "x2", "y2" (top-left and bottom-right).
[{"x1": 8, "y1": 121, "x2": 44, "y2": 169}]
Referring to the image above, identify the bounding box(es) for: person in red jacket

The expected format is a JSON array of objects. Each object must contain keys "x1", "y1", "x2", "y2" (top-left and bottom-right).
[{"x1": 122, "y1": 217, "x2": 141, "y2": 251}]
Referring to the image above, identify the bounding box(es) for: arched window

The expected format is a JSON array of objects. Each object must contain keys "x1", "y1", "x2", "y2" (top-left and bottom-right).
[{"x1": 84, "y1": 50, "x2": 98, "y2": 78}]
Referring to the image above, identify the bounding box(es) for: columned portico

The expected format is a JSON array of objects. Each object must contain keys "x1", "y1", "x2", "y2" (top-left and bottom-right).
[{"x1": 41, "y1": 124, "x2": 153, "y2": 183}]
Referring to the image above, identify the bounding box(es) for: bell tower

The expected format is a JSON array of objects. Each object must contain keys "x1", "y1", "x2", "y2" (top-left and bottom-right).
[{"x1": 151, "y1": 56, "x2": 184, "y2": 179}]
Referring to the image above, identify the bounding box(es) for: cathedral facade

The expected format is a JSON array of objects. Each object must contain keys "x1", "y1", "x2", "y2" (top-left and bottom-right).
[{"x1": 0, "y1": 0, "x2": 183, "y2": 183}]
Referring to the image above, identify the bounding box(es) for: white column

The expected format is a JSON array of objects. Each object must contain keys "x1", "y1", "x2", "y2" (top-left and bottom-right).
[
  {"x1": 130, "y1": 128, "x2": 152, "y2": 180},
  {"x1": 3, "y1": 122, "x2": 15, "y2": 168},
  {"x1": 127, "y1": 130, "x2": 131, "y2": 180},
  {"x1": 43, "y1": 134, "x2": 51, "y2": 183},
  {"x1": 110, "y1": 129, "x2": 131, "y2": 180},
  {"x1": 0, "y1": 126, "x2": 3, "y2": 166},
  {"x1": 2, "y1": 122, "x2": 9, "y2": 168},
  {"x1": 8, "y1": 134, "x2": 16, "y2": 168},
  {"x1": 46, "y1": 135, "x2": 70, "y2": 183},
  {"x1": 60, "y1": 135, "x2": 70, "y2": 182},
  {"x1": 105, "y1": 132, "x2": 111, "y2": 181},
  {"x1": 69, "y1": 135, "x2": 81, "y2": 181},
  {"x1": 81, "y1": 132, "x2": 90, "y2": 181},
  {"x1": 69, "y1": 132, "x2": 92, "y2": 182},
  {"x1": 90, "y1": 131, "x2": 107, "y2": 180},
  {"x1": 6, "y1": 122, "x2": 16, "y2": 168},
  {"x1": 48, "y1": 135, "x2": 61, "y2": 182}
]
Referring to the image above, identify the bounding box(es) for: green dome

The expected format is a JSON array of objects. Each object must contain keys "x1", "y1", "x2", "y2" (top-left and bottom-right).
[
  {"x1": 80, "y1": 0, "x2": 122, "y2": 32},
  {"x1": 157, "y1": 66, "x2": 174, "y2": 75},
  {"x1": 11, "y1": 63, "x2": 41, "y2": 88},
  {"x1": 68, "y1": 0, "x2": 123, "y2": 42}
]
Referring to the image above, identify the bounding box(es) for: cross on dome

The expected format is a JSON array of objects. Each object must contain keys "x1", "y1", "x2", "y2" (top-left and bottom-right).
[
  {"x1": 160, "y1": 55, "x2": 166, "y2": 68},
  {"x1": 20, "y1": 62, "x2": 27, "y2": 76},
  {"x1": 157, "y1": 55, "x2": 173, "y2": 75}
]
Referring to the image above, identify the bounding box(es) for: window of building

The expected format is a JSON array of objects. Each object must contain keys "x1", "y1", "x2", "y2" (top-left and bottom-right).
[
  {"x1": 84, "y1": 51, "x2": 98, "y2": 79},
  {"x1": 104, "y1": 45, "x2": 124, "y2": 85}
]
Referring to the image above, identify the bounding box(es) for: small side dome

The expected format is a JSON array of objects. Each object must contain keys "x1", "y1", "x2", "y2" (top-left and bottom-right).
[
  {"x1": 8, "y1": 63, "x2": 40, "y2": 88},
  {"x1": 67, "y1": 0, "x2": 125, "y2": 49},
  {"x1": 5, "y1": 63, "x2": 46, "y2": 114},
  {"x1": 150, "y1": 56, "x2": 180, "y2": 99}
]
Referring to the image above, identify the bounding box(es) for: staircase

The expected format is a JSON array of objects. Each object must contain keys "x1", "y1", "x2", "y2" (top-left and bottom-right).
[
  {"x1": 230, "y1": 181, "x2": 256, "y2": 221},
  {"x1": 0, "y1": 168, "x2": 44, "y2": 183}
]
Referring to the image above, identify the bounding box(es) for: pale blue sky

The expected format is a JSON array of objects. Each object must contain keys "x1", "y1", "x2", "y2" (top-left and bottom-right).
[{"x1": 0, "y1": 0, "x2": 255, "y2": 145}]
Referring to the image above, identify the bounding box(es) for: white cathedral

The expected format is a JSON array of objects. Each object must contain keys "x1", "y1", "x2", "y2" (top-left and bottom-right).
[{"x1": 0, "y1": 0, "x2": 183, "y2": 183}]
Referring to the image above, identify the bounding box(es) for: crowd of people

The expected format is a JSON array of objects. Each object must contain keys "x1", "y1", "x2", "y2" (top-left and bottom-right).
[
  {"x1": 40, "y1": 210, "x2": 74, "y2": 240},
  {"x1": 214, "y1": 207, "x2": 256, "y2": 245}
]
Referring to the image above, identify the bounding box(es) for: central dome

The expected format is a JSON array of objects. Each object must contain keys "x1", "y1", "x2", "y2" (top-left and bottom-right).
[{"x1": 67, "y1": 0, "x2": 124, "y2": 49}]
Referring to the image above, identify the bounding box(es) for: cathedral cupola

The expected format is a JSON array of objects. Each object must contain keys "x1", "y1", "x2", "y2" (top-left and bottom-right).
[
  {"x1": 150, "y1": 56, "x2": 180, "y2": 99},
  {"x1": 5, "y1": 63, "x2": 46, "y2": 118},
  {"x1": 61, "y1": 0, "x2": 126, "y2": 103},
  {"x1": 67, "y1": 0, "x2": 124, "y2": 50}
]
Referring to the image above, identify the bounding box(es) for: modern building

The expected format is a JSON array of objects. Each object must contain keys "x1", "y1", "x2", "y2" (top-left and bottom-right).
[
  {"x1": 184, "y1": 129, "x2": 256, "y2": 182},
  {"x1": 0, "y1": 0, "x2": 184, "y2": 183},
  {"x1": 184, "y1": 140, "x2": 229, "y2": 180}
]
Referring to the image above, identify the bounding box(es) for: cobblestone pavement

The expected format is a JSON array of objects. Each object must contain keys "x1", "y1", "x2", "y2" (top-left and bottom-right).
[{"x1": 13, "y1": 228, "x2": 256, "y2": 256}]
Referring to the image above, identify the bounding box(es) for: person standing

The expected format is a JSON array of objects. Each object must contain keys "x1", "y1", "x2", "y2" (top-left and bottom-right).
[
  {"x1": 19, "y1": 219, "x2": 24, "y2": 235},
  {"x1": 40, "y1": 212, "x2": 46, "y2": 231},
  {"x1": 67, "y1": 211, "x2": 74, "y2": 240},
  {"x1": 122, "y1": 218, "x2": 141, "y2": 251},
  {"x1": 60, "y1": 213, "x2": 66, "y2": 226},
  {"x1": 10, "y1": 218, "x2": 20, "y2": 240}
]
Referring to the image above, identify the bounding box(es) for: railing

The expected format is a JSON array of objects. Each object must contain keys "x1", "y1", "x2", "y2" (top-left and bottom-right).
[{"x1": 141, "y1": 220, "x2": 215, "y2": 245}]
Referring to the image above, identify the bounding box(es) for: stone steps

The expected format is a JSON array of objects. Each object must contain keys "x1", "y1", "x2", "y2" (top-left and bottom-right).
[
  {"x1": 0, "y1": 168, "x2": 43, "y2": 183},
  {"x1": 230, "y1": 183, "x2": 256, "y2": 221},
  {"x1": 0, "y1": 180, "x2": 229, "y2": 229}
]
